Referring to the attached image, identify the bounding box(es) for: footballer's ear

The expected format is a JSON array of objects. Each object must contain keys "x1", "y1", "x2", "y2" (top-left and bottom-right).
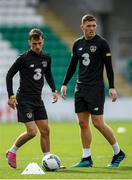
[
  {"x1": 28, "y1": 40, "x2": 31, "y2": 46},
  {"x1": 80, "y1": 24, "x2": 83, "y2": 31}
]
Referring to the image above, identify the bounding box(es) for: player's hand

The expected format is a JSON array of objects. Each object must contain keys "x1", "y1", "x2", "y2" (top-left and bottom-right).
[
  {"x1": 8, "y1": 96, "x2": 17, "y2": 109},
  {"x1": 61, "y1": 85, "x2": 67, "y2": 99},
  {"x1": 52, "y1": 90, "x2": 58, "y2": 103},
  {"x1": 109, "y1": 88, "x2": 117, "y2": 102}
]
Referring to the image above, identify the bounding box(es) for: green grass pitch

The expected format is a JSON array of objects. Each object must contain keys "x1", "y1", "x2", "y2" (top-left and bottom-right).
[{"x1": 0, "y1": 121, "x2": 132, "y2": 179}]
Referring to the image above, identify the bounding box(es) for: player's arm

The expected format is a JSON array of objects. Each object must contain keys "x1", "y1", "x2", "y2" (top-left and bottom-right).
[
  {"x1": 6, "y1": 57, "x2": 22, "y2": 109},
  {"x1": 61, "y1": 44, "x2": 78, "y2": 98},
  {"x1": 102, "y1": 40, "x2": 117, "y2": 102},
  {"x1": 45, "y1": 57, "x2": 58, "y2": 103}
]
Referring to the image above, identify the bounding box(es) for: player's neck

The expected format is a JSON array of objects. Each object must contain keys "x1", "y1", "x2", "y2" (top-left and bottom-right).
[
  {"x1": 84, "y1": 35, "x2": 96, "y2": 40},
  {"x1": 31, "y1": 49, "x2": 42, "y2": 55}
]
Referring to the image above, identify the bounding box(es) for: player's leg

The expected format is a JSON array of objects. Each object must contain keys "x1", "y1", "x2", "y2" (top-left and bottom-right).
[
  {"x1": 6, "y1": 121, "x2": 37, "y2": 168},
  {"x1": 77, "y1": 112, "x2": 92, "y2": 152},
  {"x1": 34, "y1": 101, "x2": 50, "y2": 155},
  {"x1": 91, "y1": 114, "x2": 116, "y2": 144},
  {"x1": 91, "y1": 114, "x2": 125, "y2": 167},
  {"x1": 15, "y1": 121, "x2": 37, "y2": 147},
  {"x1": 36, "y1": 119, "x2": 66, "y2": 169},
  {"x1": 71, "y1": 112, "x2": 93, "y2": 168},
  {"x1": 36, "y1": 119, "x2": 50, "y2": 154},
  {"x1": 6, "y1": 97, "x2": 37, "y2": 168},
  {"x1": 71, "y1": 85, "x2": 93, "y2": 167},
  {"x1": 15, "y1": 97, "x2": 37, "y2": 147}
]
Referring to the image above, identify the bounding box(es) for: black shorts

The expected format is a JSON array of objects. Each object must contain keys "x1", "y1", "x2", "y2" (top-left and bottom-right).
[
  {"x1": 74, "y1": 84, "x2": 105, "y2": 115},
  {"x1": 16, "y1": 94, "x2": 48, "y2": 123}
]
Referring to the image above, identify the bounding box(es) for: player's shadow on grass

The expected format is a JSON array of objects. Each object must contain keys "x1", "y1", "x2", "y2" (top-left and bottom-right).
[
  {"x1": 118, "y1": 166, "x2": 132, "y2": 171},
  {"x1": 58, "y1": 166, "x2": 132, "y2": 174},
  {"x1": 58, "y1": 168, "x2": 117, "y2": 174},
  {"x1": 103, "y1": 166, "x2": 132, "y2": 171}
]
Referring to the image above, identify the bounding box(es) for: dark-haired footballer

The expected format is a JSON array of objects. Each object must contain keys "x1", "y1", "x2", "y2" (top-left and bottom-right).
[{"x1": 6, "y1": 28, "x2": 58, "y2": 168}]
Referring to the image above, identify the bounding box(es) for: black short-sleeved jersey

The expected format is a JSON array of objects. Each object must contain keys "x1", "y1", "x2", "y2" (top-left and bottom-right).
[
  {"x1": 63, "y1": 35, "x2": 114, "y2": 88},
  {"x1": 6, "y1": 49, "x2": 56, "y2": 98}
]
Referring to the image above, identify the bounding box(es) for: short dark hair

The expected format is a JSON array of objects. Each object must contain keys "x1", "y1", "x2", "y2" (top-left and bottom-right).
[
  {"x1": 81, "y1": 14, "x2": 96, "y2": 24},
  {"x1": 29, "y1": 28, "x2": 43, "y2": 40}
]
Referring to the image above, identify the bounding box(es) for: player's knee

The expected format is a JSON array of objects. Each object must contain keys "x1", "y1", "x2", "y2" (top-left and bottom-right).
[
  {"x1": 92, "y1": 120, "x2": 102, "y2": 129},
  {"x1": 27, "y1": 128, "x2": 37, "y2": 138},
  {"x1": 40, "y1": 126, "x2": 50, "y2": 137},
  {"x1": 79, "y1": 121, "x2": 88, "y2": 129}
]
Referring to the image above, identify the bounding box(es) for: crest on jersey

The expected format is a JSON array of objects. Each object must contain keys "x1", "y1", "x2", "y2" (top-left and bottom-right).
[
  {"x1": 90, "y1": 45, "x2": 97, "y2": 52},
  {"x1": 27, "y1": 112, "x2": 32, "y2": 119},
  {"x1": 42, "y1": 61, "x2": 47, "y2": 67}
]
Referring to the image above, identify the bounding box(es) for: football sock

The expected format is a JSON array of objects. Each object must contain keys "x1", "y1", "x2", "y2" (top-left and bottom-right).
[
  {"x1": 9, "y1": 144, "x2": 18, "y2": 153},
  {"x1": 82, "y1": 148, "x2": 91, "y2": 158},
  {"x1": 112, "y1": 142, "x2": 120, "y2": 155},
  {"x1": 44, "y1": 152, "x2": 50, "y2": 156}
]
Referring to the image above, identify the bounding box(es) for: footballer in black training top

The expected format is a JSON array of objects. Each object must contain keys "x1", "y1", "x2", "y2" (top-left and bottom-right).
[
  {"x1": 63, "y1": 34, "x2": 114, "y2": 90},
  {"x1": 6, "y1": 28, "x2": 58, "y2": 169},
  {"x1": 61, "y1": 15, "x2": 125, "y2": 168},
  {"x1": 7, "y1": 49, "x2": 56, "y2": 98}
]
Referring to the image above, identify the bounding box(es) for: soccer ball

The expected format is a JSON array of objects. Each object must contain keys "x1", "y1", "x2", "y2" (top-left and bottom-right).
[{"x1": 42, "y1": 154, "x2": 61, "y2": 171}]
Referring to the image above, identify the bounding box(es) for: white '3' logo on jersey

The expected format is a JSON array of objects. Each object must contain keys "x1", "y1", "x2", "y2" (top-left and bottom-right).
[{"x1": 82, "y1": 53, "x2": 90, "y2": 66}]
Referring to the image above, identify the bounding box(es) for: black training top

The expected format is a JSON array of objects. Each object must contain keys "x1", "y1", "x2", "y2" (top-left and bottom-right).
[
  {"x1": 6, "y1": 49, "x2": 56, "y2": 98},
  {"x1": 63, "y1": 35, "x2": 114, "y2": 88}
]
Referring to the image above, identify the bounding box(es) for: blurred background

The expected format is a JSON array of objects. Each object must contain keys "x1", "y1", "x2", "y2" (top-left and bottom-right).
[{"x1": 0, "y1": 0, "x2": 132, "y2": 122}]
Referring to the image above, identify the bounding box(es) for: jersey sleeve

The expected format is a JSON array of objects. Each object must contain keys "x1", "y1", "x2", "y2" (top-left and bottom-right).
[
  {"x1": 6, "y1": 56, "x2": 24, "y2": 98},
  {"x1": 62, "y1": 42, "x2": 78, "y2": 85},
  {"x1": 45, "y1": 56, "x2": 56, "y2": 92},
  {"x1": 101, "y1": 40, "x2": 115, "y2": 88}
]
